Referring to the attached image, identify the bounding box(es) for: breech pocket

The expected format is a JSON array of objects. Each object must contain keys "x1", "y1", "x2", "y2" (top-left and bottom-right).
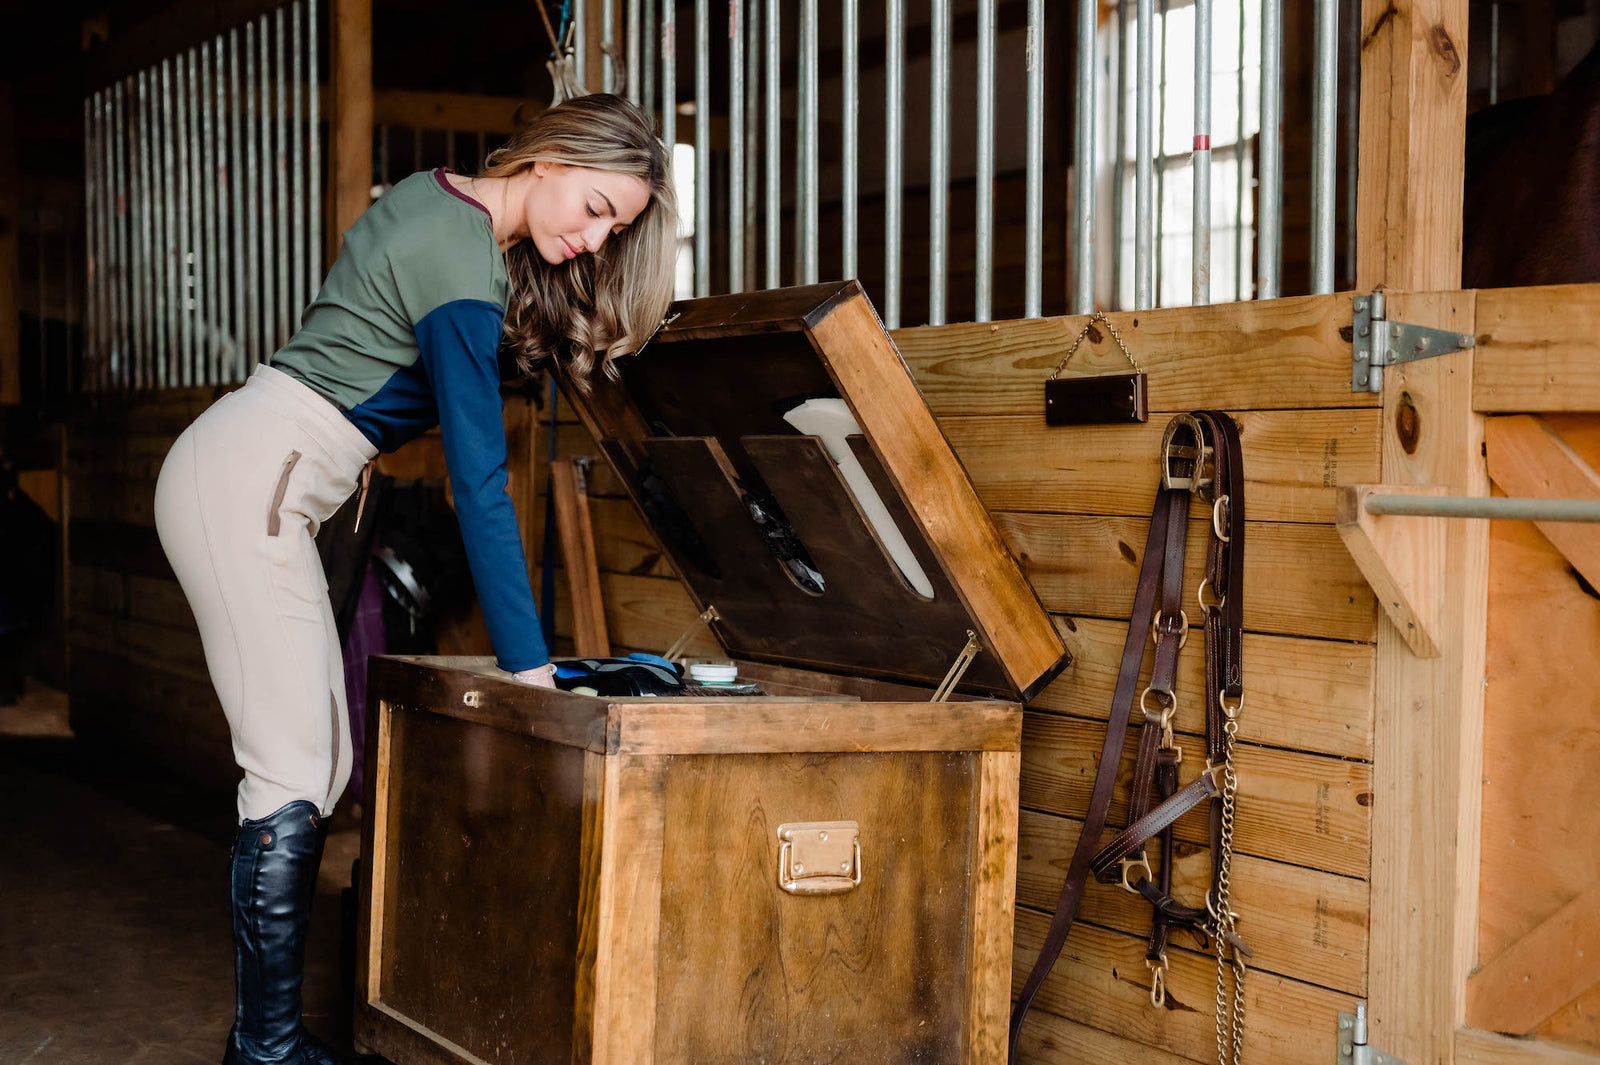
[{"x1": 267, "y1": 450, "x2": 302, "y2": 537}]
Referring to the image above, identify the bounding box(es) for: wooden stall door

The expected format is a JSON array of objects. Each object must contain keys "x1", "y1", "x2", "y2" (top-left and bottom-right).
[
  {"x1": 1310, "y1": 281, "x2": 1600, "y2": 1065},
  {"x1": 1458, "y1": 284, "x2": 1600, "y2": 1065},
  {"x1": 1338, "y1": 280, "x2": 1600, "y2": 1065}
]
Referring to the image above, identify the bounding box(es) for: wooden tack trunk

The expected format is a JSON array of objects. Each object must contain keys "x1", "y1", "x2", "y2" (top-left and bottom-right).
[{"x1": 354, "y1": 282, "x2": 1069, "y2": 1065}]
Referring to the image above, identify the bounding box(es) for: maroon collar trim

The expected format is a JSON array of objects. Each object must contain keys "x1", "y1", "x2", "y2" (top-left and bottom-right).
[{"x1": 434, "y1": 167, "x2": 491, "y2": 218}]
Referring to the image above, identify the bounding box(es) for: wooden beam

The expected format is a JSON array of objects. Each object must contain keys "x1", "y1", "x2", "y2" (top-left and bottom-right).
[
  {"x1": 581, "y1": 0, "x2": 609, "y2": 96},
  {"x1": 1474, "y1": 285, "x2": 1600, "y2": 413},
  {"x1": 891, "y1": 292, "x2": 1372, "y2": 418},
  {"x1": 0, "y1": 80, "x2": 19, "y2": 406},
  {"x1": 1357, "y1": 0, "x2": 1480, "y2": 1060},
  {"x1": 374, "y1": 89, "x2": 535, "y2": 136},
  {"x1": 318, "y1": 87, "x2": 542, "y2": 136},
  {"x1": 551, "y1": 457, "x2": 611, "y2": 658},
  {"x1": 1337, "y1": 484, "x2": 1446, "y2": 657},
  {"x1": 1485, "y1": 415, "x2": 1600, "y2": 593},
  {"x1": 1456, "y1": 1027, "x2": 1600, "y2": 1065},
  {"x1": 1369, "y1": 288, "x2": 1487, "y2": 1060},
  {"x1": 963, "y1": 750, "x2": 1020, "y2": 1064},
  {"x1": 327, "y1": 0, "x2": 372, "y2": 264},
  {"x1": 1466, "y1": 882, "x2": 1600, "y2": 1037},
  {"x1": 588, "y1": 755, "x2": 666, "y2": 1065},
  {"x1": 1356, "y1": 2, "x2": 1469, "y2": 293}
]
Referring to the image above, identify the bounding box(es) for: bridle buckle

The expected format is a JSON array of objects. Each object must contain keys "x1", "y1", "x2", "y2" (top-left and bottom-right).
[
  {"x1": 1119, "y1": 854, "x2": 1153, "y2": 894},
  {"x1": 1160, "y1": 413, "x2": 1215, "y2": 497}
]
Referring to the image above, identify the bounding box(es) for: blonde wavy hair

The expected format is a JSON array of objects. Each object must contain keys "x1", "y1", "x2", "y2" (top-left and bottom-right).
[{"x1": 480, "y1": 93, "x2": 678, "y2": 391}]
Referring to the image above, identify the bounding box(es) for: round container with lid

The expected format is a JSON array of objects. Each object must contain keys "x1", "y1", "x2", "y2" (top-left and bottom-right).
[{"x1": 688, "y1": 662, "x2": 739, "y2": 685}]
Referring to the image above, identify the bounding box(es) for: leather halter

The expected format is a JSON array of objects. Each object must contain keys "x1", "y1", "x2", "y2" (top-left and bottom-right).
[{"x1": 1009, "y1": 411, "x2": 1248, "y2": 1059}]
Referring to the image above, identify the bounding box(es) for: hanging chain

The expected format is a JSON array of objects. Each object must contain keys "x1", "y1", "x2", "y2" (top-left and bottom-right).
[
  {"x1": 1210, "y1": 701, "x2": 1247, "y2": 1065},
  {"x1": 1047, "y1": 311, "x2": 1145, "y2": 379}
]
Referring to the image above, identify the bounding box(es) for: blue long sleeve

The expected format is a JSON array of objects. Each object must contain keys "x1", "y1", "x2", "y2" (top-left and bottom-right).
[{"x1": 414, "y1": 299, "x2": 549, "y2": 672}]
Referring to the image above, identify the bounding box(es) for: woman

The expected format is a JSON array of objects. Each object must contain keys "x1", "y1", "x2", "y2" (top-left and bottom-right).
[{"x1": 154, "y1": 93, "x2": 677, "y2": 1064}]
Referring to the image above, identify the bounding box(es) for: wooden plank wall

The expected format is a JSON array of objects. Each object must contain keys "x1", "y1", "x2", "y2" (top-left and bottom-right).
[
  {"x1": 68, "y1": 387, "x2": 238, "y2": 791},
  {"x1": 551, "y1": 294, "x2": 1379, "y2": 1065},
  {"x1": 63, "y1": 384, "x2": 552, "y2": 794}
]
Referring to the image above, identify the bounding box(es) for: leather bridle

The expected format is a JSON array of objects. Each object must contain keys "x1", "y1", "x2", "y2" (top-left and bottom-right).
[{"x1": 1009, "y1": 411, "x2": 1250, "y2": 1063}]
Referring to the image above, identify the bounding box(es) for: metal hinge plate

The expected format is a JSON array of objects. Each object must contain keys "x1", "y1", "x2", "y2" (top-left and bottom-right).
[
  {"x1": 1351, "y1": 292, "x2": 1476, "y2": 393},
  {"x1": 1336, "y1": 1009, "x2": 1409, "y2": 1065}
]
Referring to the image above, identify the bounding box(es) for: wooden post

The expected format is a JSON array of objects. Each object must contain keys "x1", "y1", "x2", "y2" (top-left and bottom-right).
[
  {"x1": 582, "y1": 0, "x2": 609, "y2": 97},
  {"x1": 1356, "y1": 2, "x2": 1484, "y2": 1063},
  {"x1": 0, "y1": 80, "x2": 20, "y2": 406},
  {"x1": 327, "y1": 0, "x2": 372, "y2": 265}
]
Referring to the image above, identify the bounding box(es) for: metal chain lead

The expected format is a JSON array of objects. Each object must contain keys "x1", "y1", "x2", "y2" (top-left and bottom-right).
[
  {"x1": 1047, "y1": 311, "x2": 1145, "y2": 379},
  {"x1": 1211, "y1": 710, "x2": 1246, "y2": 1065}
]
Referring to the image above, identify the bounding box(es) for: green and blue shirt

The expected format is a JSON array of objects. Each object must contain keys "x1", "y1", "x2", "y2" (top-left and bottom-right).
[{"x1": 272, "y1": 168, "x2": 547, "y2": 672}]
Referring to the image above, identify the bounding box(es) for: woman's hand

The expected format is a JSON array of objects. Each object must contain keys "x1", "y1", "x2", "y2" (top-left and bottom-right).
[{"x1": 512, "y1": 663, "x2": 557, "y2": 689}]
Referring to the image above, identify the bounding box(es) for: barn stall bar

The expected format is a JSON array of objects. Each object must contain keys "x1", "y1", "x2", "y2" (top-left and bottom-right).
[{"x1": 32, "y1": 0, "x2": 1600, "y2": 1063}]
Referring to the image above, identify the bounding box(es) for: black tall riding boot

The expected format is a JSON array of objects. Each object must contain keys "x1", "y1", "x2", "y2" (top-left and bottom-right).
[{"x1": 222, "y1": 800, "x2": 345, "y2": 1065}]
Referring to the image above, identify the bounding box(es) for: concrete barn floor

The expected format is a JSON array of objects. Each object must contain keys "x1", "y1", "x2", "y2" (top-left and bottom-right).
[{"x1": 0, "y1": 681, "x2": 364, "y2": 1065}]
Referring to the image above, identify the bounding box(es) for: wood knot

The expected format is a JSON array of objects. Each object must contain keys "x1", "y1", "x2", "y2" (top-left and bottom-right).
[
  {"x1": 1429, "y1": 24, "x2": 1461, "y2": 77},
  {"x1": 1118, "y1": 541, "x2": 1138, "y2": 565},
  {"x1": 1361, "y1": 3, "x2": 1398, "y2": 50},
  {"x1": 1395, "y1": 392, "x2": 1421, "y2": 454},
  {"x1": 1085, "y1": 322, "x2": 1104, "y2": 344}
]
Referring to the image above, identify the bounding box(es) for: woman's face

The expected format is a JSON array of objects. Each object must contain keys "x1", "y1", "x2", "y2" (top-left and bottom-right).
[{"x1": 522, "y1": 161, "x2": 652, "y2": 265}]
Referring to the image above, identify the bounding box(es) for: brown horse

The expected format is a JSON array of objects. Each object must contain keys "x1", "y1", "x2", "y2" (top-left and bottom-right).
[{"x1": 1464, "y1": 40, "x2": 1600, "y2": 288}]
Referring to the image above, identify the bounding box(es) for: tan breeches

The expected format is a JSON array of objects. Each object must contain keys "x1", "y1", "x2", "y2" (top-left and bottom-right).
[{"x1": 154, "y1": 365, "x2": 377, "y2": 822}]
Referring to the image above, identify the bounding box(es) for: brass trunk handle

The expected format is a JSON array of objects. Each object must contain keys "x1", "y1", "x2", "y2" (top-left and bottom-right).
[{"x1": 776, "y1": 821, "x2": 861, "y2": 896}]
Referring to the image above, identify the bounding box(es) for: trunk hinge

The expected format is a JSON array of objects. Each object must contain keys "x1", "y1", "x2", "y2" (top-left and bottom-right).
[
  {"x1": 931, "y1": 630, "x2": 983, "y2": 702},
  {"x1": 663, "y1": 605, "x2": 720, "y2": 661},
  {"x1": 1337, "y1": 1003, "x2": 1408, "y2": 1065},
  {"x1": 1351, "y1": 291, "x2": 1476, "y2": 393}
]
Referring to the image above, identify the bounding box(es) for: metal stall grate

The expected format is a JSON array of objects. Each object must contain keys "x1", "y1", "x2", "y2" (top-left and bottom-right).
[{"x1": 81, "y1": 0, "x2": 321, "y2": 392}]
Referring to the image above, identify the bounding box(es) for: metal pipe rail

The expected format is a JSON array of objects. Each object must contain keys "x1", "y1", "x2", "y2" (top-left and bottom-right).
[
  {"x1": 1257, "y1": 0, "x2": 1283, "y2": 299},
  {"x1": 1072, "y1": 0, "x2": 1096, "y2": 314},
  {"x1": 1363, "y1": 496, "x2": 1600, "y2": 524},
  {"x1": 1309, "y1": 0, "x2": 1337, "y2": 293},
  {"x1": 928, "y1": 0, "x2": 950, "y2": 323},
  {"x1": 1192, "y1": 0, "x2": 1212, "y2": 306}
]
